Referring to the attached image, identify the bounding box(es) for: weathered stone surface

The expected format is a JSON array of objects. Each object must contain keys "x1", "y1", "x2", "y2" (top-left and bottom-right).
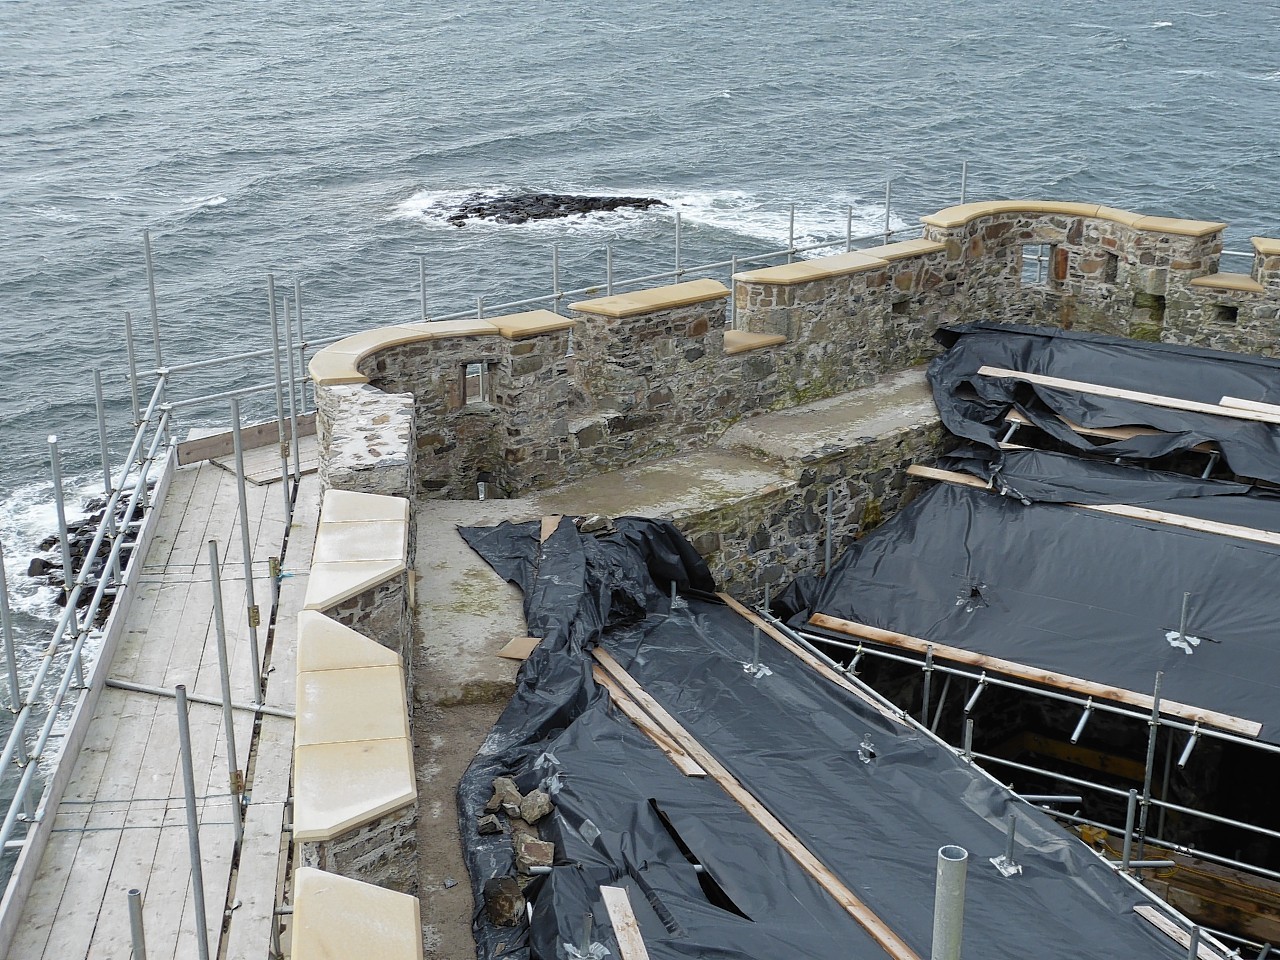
[
  {"x1": 483, "y1": 876, "x2": 526, "y2": 926},
  {"x1": 485, "y1": 776, "x2": 522, "y2": 815},
  {"x1": 477, "y1": 814, "x2": 503, "y2": 835},
  {"x1": 514, "y1": 835, "x2": 555, "y2": 873},
  {"x1": 519, "y1": 789, "x2": 553, "y2": 824}
]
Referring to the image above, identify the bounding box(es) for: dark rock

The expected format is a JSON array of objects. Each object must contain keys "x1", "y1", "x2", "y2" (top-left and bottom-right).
[
  {"x1": 483, "y1": 876, "x2": 526, "y2": 926},
  {"x1": 577, "y1": 515, "x2": 612, "y2": 535},
  {"x1": 446, "y1": 192, "x2": 666, "y2": 227},
  {"x1": 485, "y1": 776, "x2": 523, "y2": 815},
  {"x1": 519, "y1": 789, "x2": 553, "y2": 824},
  {"x1": 477, "y1": 814, "x2": 504, "y2": 835},
  {"x1": 514, "y1": 835, "x2": 555, "y2": 873},
  {"x1": 27, "y1": 557, "x2": 59, "y2": 577}
]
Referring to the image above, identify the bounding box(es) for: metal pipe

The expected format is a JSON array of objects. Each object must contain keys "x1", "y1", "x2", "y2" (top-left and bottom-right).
[
  {"x1": 1020, "y1": 795, "x2": 1083, "y2": 805},
  {"x1": 930, "y1": 845, "x2": 968, "y2": 960},
  {"x1": 963, "y1": 673, "x2": 986, "y2": 714},
  {"x1": 283, "y1": 297, "x2": 301, "y2": 485},
  {"x1": 229, "y1": 399, "x2": 264, "y2": 704},
  {"x1": 0, "y1": 544, "x2": 22, "y2": 714},
  {"x1": 1188, "y1": 926, "x2": 1200, "y2": 960},
  {"x1": 728, "y1": 255, "x2": 738, "y2": 329},
  {"x1": 105, "y1": 678, "x2": 292, "y2": 719},
  {"x1": 787, "y1": 204, "x2": 795, "y2": 263},
  {"x1": 1158, "y1": 732, "x2": 1174, "y2": 840},
  {"x1": 167, "y1": 379, "x2": 300, "y2": 411},
  {"x1": 751, "y1": 625, "x2": 760, "y2": 671},
  {"x1": 605, "y1": 244, "x2": 613, "y2": 296},
  {"x1": 48, "y1": 436, "x2": 84, "y2": 688},
  {"x1": 124, "y1": 312, "x2": 142, "y2": 427},
  {"x1": 266, "y1": 275, "x2": 292, "y2": 522},
  {"x1": 418, "y1": 254, "x2": 428, "y2": 322},
  {"x1": 1177, "y1": 725, "x2": 1200, "y2": 769},
  {"x1": 1070, "y1": 698, "x2": 1093, "y2": 744},
  {"x1": 476, "y1": 295, "x2": 484, "y2": 320},
  {"x1": 674, "y1": 213, "x2": 682, "y2": 281},
  {"x1": 1001, "y1": 814, "x2": 1018, "y2": 872},
  {"x1": 207, "y1": 540, "x2": 243, "y2": 846},
  {"x1": 1138, "y1": 671, "x2": 1164, "y2": 857},
  {"x1": 921, "y1": 645, "x2": 933, "y2": 724},
  {"x1": 552, "y1": 243, "x2": 561, "y2": 314},
  {"x1": 294, "y1": 278, "x2": 309, "y2": 413},
  {"x1": 884, "y1": 180, "x2": 893, "y2": 243},
  {"x1": 846, "y1": 205, "x2": 853, "y2": 252},
  {"x1": 143, "y1": 229, "x2": 163, "y2": 367},
  {"x1": 128, "y1": 887, "x2": 147, "y2": 960},
  {"x1": 1178, "y1": 592, "x2": 1191, "y2": 646},
  {"x1": 176, "y1": 685, "x2": 211, "y2": 960},
  {"x1": 930, "y1": 673, "x2": 952, "y2": 733},
  {"x1": 962, "y1": 718, "x2": 974, "y2": 761},
  {"x1": 94, "y1": 369, "x2": 122, "y2": 584},
  {"x1": 1121, "y1": 789, "x2": 1138, "y2": 871},
  {"x1": 960, "y1": 161, "x2": 968, "y2": 204}
]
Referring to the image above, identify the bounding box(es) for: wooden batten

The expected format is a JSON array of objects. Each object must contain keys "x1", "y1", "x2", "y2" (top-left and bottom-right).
[
  {"x1": 591, "y1": 647, "x2": 922, "y2": 960},
  {"x1": 592, "y1": 666, "x2": 705, "y2": 777},
  {"x1": 807, "y1": 613, "x2": 1262, "y2": 738},
  {"x1": 600, "y1": 886, "x2": 653, "y2": 960}
]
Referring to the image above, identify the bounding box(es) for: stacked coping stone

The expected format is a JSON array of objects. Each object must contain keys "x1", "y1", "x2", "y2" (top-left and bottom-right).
[{"x1": 291, "y1": 488, "x2": 421, "y2": 960}]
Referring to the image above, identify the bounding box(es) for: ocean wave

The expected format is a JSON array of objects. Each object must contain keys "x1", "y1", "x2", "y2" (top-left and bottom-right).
[
  {"x1": 390, "y1": 185, "x2": 900, "y2": 250},
  {"x1": 181, "y1": 194, "x2": 228, "y2": 211},
  {"x1": 0, "y1": 477, "x2": 96, "y2": 623},
  {"x1": 1152, "y1": 20, "x2": 1174, "y2": 28}
]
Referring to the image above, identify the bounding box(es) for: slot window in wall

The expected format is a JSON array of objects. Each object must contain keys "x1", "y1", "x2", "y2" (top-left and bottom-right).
[
  {"x1": 1020, "y1": 244, "x2": 1057, "y2": 288},
  {"x1": 461, "y1": 361, "x2": 496, "y2": 406}
]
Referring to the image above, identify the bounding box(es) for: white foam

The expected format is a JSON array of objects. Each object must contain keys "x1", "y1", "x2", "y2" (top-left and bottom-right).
[
  {"x1": 182, "y1": 194, "x2": 227, "y2": 210},
  {"x1": 1152, "y1": 20, "x2": 1174, "y2": 28},
  {"x1": 391, "y1": 185, "x2": 901, "y2": 252},
  {"x1": 0, "y1": 476, "x2": 98, "y2": 623}
]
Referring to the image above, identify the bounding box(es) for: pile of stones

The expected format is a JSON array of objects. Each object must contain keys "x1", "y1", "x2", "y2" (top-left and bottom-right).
[
  {"x1": 446, "y1": 192, "x2": 666, "y2": 226},
  {"x1": 480, "y1": 775, "x2": 556, "y2": 927}
]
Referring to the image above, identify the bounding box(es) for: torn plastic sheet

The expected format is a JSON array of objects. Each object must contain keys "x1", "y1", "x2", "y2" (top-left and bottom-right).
[
  {"x1": 800, "y1": 479, "x2": 1280, "y2": 744},
  {"x1": 460, "y1": 517, "x2": 1188, "y2": 960},
  {"x1": 929, "y1": 321, "x2": 1280, "y2": 483}
]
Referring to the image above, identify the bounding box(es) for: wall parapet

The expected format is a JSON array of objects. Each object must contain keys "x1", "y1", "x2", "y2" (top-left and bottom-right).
[{"x1": 310, "y1": 199, "x2": 1280, "y2": 506}]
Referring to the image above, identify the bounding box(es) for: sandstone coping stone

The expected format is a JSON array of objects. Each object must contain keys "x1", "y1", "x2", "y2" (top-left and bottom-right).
[
  {"x1": 292, "y1": 867, "x2": 423, "y2": 960},
  {"x1": 1189, "y1": 272, "x2": 1267, "y2": 294},
  {"x1": 1252, "y1": 237, "x2": 1280, "y2": 257},
  {"x1": 312, "y1": 519, "x2": 409, "y2": 563},
  {"x1": 570, "y1": 278, "x2": 729, "y2": 318},
  {"x1": 920, "y1": 200, "x2": 1226, "y2": 237},
  {"x1": 859, "y1": 238, "x2": 948, "y2": 261},
  {"x1": 296, "y1": 664, "x2": 410, "y2": 746},
  {"x1": 310, "y1": 313, "x2": 570, "y2": 387},
  {"x1": 293, "y1": 738, "x2": 416, "y2": 842},
  {"x1": 733, "y1": 250, "x2": 887, "y2": 285},
  {"x1": 304, "y1": 559, "x2": 406, "y2": 611},
  {"x1": 724, "y1": 331, "x2": 788, "y2": 355},
  {"x1": 322, "y1": 489, "x2": 411, "y2": 524},
  {"x1": 296, "y1": 609, "x2": 400, "y2": 672}
]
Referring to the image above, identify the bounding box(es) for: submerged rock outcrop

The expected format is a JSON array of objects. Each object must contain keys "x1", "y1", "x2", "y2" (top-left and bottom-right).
[{"x1": 446, "y1": 192, "x2": 665, "y2": 226}]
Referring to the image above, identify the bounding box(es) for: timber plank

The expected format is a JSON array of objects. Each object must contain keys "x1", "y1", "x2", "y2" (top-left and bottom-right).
[
  {"x1": 808, "y1": 613, "x2": 1261, "y2": 738},
  {"x1": 223, "y1": 800, "x2": 287, "y2": 960},
  {"x1": 600, "y1": 885, "x2": 651, "y2": 960},
  {"x1": 591, "y1": 666, "x2": 705, "y2": 777},
  {"x1": 977, "y1": 365, "x2": 1280, "y2": 426},
  {"x1": 906, "y1": 464, "x2": 1280, "y2": 549},
  {"x1": 591, "y1": 648, "x2": 922, "y2": 960}
]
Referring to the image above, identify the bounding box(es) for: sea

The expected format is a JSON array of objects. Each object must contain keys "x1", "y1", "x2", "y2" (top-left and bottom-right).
[{"x1": 0, "y1": 0, "x2": 1277, "y2": 832}]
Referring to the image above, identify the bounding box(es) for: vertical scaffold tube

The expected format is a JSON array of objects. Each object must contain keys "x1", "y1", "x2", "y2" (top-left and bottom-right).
[{"x1": 931, "y1": 845, "x2": 968, "y2": 960}]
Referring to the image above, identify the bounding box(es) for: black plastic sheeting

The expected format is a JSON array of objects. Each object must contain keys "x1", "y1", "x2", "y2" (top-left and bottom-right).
[
  {"x1": 930, "y1": 321, "x2": 1280, "y2": 484},
  {"x1": 459, "y1": 517, "x2": 1186, "y2": 960}
]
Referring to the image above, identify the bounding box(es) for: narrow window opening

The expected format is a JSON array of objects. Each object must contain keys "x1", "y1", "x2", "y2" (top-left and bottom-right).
[
  {"x1": 1211, "y1": 304, "x2": 1239, "y2": 325},
  {"x1": 462, "y1": 361, "x2": 495, "y2": 405},
  {"x1": 1103, "y1": 251, "x2": 1119, "y2": 285},
  {"x1": 1020, "y1": 244, "x2": 1057, "y2": 288}
]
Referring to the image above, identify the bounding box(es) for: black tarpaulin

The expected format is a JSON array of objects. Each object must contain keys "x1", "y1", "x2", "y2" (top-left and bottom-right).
[
  {"x1": 459, "y1": 517, "x2": 1187, "y2": 960},
  {"x1": 929, "y1": 321, "x2": 1280, "y2": 483},
  {"x1": 802, "y1": 478, "x2": 1280, "y2": 744}
]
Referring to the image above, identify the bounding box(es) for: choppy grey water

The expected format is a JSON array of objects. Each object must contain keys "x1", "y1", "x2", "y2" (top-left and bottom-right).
[{"x1": 0, "y1": 0, "x2": 1276, "y2": 818}]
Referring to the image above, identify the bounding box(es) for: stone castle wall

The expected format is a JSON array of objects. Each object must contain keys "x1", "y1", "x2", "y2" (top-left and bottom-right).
[{"x1": 312, "y1": 201, "x2": 1280, "y2": 514}]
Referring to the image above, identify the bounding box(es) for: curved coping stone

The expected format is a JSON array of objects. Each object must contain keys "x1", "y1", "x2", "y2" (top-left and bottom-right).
[
  {"x1": 302, "y1": 489, "x2": 410, "y2": 611},
  {"x1": 570, "y1": 278, "x2": 730, "y2": 318},
  {"x1": 1189, "y1": 272, "x2": 1267, "y2": 294},
  {"x1": 733, "y1": 251, "x2": 887, "y2": 286},
  {"x1": 308, "y1": 310, "x2": 574, "y2": 387},
  {"x1": 294, "y1": 611, "x2": 414, "y2": 843},
  {"x1": 292, "y1": 867, "x2": 423, "y2": 960},
  {"x1": 920, "y1": 200, "x2": 1227, "y2": 238},
  {"x1": 1253, "y1": 237, "x2": 1280, "y2": 257}
]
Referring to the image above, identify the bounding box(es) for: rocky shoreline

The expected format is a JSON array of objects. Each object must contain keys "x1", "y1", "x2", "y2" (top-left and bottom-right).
[{"x1": 445, "y1": 192, "x2": 665, "y2": 226}]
